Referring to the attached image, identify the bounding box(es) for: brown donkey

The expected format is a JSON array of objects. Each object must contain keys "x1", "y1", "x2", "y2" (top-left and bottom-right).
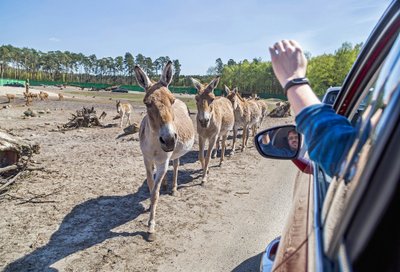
[
  {"x1": 191, "y1": 77, "x2": 234, "y2": 183},
  {"x1": 225, "y1": 86, "x2": 261, "y2": 153},
  {"x1": 116, "y1": 100, "x2": 133, "y2": 128},
  {"x1": 134, "y1": 61, "x2": 195, "y2": 241}
]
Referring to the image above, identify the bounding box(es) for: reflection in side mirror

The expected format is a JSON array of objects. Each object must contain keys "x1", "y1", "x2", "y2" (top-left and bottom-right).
[{"x1": 254, "y1": 125, "x2": 302, "y2": 160}]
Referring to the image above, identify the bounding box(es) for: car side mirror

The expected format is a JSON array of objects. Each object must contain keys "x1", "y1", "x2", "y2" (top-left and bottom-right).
[{"x1": 254, "y1": 125, "x2": 302, "y2": 160}]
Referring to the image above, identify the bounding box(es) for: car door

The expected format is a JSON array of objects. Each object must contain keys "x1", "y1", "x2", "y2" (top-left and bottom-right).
[
  {"x1": 318, "y1": 2, "x2": 400, "y2": 271},
  {"x1": 270, "y1": 2, "x2": 400, "y2": 272}
]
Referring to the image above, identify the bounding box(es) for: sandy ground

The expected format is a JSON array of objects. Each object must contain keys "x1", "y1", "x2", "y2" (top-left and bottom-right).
[{"x1": 0, "y1": 86, "x2": 297, "y2": 272}]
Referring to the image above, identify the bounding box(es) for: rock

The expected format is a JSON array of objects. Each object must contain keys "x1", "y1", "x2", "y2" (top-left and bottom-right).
[{"x1": 123, "y1": 123, "x2": 140, "y2": 134}]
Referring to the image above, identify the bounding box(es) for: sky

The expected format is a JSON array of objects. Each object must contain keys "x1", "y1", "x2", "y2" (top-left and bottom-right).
[{"x1": 0, "y1": 0, "x2": 392, "y2": 75}]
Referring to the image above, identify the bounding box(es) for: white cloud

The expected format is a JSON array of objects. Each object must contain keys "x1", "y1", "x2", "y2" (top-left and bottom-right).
[{"x1": 49, "y1": 37, "x2": 61, "y2": 42}]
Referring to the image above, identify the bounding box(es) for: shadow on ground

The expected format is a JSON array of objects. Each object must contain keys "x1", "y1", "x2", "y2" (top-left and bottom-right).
[
  {"x1": 232, "y1": 252, "x2": 263, "y2": 272},
  {"x1": 4, "y1": 182, "x2": 150, "y2": 272}
]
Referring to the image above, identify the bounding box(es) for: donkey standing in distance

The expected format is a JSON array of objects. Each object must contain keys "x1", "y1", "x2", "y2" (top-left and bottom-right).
[
  {"x1": 191, "y1": 77, "x2": 234, "y2": 184},
  {"x1": 116, "y1": 100, "x2": 134, "y2": 128},
  {"x1": 225, "y1": 86, "x2": 261, "y2": 154},
  {"x1": 134, "y1": 61, "x2": 195, "y2": 241}
]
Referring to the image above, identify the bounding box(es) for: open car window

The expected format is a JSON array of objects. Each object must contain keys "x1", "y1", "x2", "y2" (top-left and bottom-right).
[{"x1": 321, "y1": 32, "x2": 400, "y2": 267}]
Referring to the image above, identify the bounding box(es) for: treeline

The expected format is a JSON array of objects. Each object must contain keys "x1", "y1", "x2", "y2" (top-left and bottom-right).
[
  {"x1": 213, "y1": 42, "x2": 362, "y2": 97},
  {"x1": 0, "y1": 42, "x2": 361, "y2": 96}
]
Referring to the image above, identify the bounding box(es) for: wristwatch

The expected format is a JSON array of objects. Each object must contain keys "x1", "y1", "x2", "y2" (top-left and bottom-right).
[{"x1": 283, "y1": 77, "x2": 310, "y2": 96}]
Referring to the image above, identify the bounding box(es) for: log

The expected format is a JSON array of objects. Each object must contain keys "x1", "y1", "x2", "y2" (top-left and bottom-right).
[
  {"x1": 62, "y1": 106, "x2": 104, "y2": 129},
  {"x1": 0, "y1": 130, "x2": 40, "y2": 168}
]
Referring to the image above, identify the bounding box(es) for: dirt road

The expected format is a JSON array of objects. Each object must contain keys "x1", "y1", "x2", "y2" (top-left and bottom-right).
[{"x1": 0, "y1": 86, "x2": 297, "y2": 271}]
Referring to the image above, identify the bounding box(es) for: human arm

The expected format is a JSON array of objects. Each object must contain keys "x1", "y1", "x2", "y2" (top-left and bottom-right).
[{"x1": 269, "y1": 40, "x2": 321, "y2": 115}]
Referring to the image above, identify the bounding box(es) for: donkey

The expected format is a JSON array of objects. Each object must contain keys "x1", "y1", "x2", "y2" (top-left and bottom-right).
[
  {"x1": 134, "y1": 61, "x2": 195, "y2": 241},
  {"x1": 191, "y1": 77, "x2": 234, "y2": 183},
  {"x1": 225, "y1": 86, "x2": 261, "y2": 154},
  {"x1": 248, "y1": 95, "x2": 268, "y2": 135},
  {"x1": 116, "y1": 100, "x2": 133, "y2": 128},
  {"x1": 39, "y1": 91, "x2": 49, "y2": 100},
  {"x1": 6, "y1": 94, "x2": 15, "y2": 103}
]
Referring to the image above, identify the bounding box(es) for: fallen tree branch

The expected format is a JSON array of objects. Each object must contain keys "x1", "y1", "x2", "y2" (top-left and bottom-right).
[
  {"x1": 0, "y1": 171, "x2": 24, "y2": 192},
  {"x1": 0, "y1": 165, "x2": 18, "y2": 174}
]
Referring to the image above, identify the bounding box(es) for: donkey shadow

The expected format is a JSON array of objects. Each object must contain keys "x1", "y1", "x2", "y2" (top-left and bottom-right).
[{"x1": 3, "y1": 182, "x2": 150, "y2": 272}]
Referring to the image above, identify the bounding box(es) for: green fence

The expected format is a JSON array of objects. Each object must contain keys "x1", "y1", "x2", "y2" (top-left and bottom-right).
[
  {"x1": 0, "y1": 78, "x2": 286, "y2": 100},
  {"x1": 0, "y1": 78, "x2": 25, "y2": 86}
]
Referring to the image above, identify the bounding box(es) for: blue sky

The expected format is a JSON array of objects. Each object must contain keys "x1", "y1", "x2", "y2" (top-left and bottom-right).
[{"x1": 0, "y1": 0, "x2": 391, "y2": 75}]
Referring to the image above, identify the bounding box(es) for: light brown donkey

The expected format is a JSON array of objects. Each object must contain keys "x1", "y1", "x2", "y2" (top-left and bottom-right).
[
  {"x1": 6, "y1": 94, "x2": 15, "y2": 103},
  {"x1": 225, "y1": 86, "x2": 261, "y2": 154},
  {"x1": 116, "y1": 100, "x2": 133, "y2": 128},
  {"x1": 191, "y1": 77, "x2": 234, "y2": 184},
  {"x1": 248, "y1": 95, "x2": 268, "y2": 136},
  {"x1": 134, "y1": 61, "x2": 195, "y2": 241}
]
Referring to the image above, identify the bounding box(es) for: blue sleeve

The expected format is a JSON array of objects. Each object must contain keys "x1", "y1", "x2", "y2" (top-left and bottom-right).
[{"x1": 295, "y1": 104, "x2": 357, "y2": 176}]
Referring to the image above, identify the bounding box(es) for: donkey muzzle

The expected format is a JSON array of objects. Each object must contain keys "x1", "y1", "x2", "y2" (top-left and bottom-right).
[{"x1": 159, "y1": 133, "x2": 177, "y2": 152}]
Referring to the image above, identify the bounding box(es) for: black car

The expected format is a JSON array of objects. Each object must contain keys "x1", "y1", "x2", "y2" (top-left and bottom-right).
[{"x1": 4, "y1": 82, "x2": 24, "y2": 87}]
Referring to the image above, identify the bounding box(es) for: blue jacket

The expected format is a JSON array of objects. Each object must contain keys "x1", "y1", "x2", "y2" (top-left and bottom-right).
[{"x1": 296, "y1": 104, "x2": 357, "y2": 176}]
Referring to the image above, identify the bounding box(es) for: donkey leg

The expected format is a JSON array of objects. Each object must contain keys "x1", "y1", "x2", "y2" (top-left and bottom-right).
[
  {"x1": 212, "y1": 136, "x2": 220, "y2": 159},
  {"x1": 127, "y1": 112, "x2": 132, "y2": 126},
  {"x1": 241, "y1": 125, "x2": 248, "y2": 152},
  {"x1": 198, "y1": 136, "x2": 205, "y2": 170},
  {"x1": 147, "y1": 162, "x2": 168, "y2": 241},
  {"x1": 244, "y1": 126, "x2": 251, "y2": 149},
  {"x1": 219, "y1": 134, "x2": 228, "y2": 166},
  {"x1": 202, "y1": 135, "x2": 217, "y2": 184},
  {"x1": 231, "y1": 127, "x2": 237, "y2": 157},
  {"x1": 120, "y1": 113, "x2": 124, "y2": 128},
  {"x1": 144, "y1": 158, "x2": 155, "y2": 192},
  {"x1": 171, "y1": 158, "x2": 180, "y2": 196}
]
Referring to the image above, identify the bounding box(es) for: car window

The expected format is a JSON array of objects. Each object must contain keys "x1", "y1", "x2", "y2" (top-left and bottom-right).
[{"x1": 321, "y1": 33, "x2": 400, "y2": 261}]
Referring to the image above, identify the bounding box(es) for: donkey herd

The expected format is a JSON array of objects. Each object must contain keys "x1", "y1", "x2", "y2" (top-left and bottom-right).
[
  {"x1": 129, "y1": 61, "x2": 269, "y2": 241},
  {"x1": 2, "y1": 62, "x2": 270, "y2": 242}
]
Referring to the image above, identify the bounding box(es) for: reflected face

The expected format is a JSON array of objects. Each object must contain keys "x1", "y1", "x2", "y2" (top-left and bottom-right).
[{"x1": 287, "y1": 131, "x2": 299, "y2": 150}]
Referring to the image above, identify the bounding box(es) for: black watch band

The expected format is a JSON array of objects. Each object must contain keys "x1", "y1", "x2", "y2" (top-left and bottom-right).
[{"x1": 283, "y1": 77, "x2": 310, "y2": 96}]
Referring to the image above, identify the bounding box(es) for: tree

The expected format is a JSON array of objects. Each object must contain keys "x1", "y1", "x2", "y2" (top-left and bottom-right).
[
  {"x1": 124, "y1": 52, "x2": 135, "y2": 84},
  {"x1": 215, "y1": 58, "x2": 224, "y2": 75},
  {"x1": 173, "y1": 59, "x2": 181, "y2": 84}
]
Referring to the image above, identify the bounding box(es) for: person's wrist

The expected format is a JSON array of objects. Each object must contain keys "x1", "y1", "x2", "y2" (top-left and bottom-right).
[{"x1": 283, "y1": 77, "x2": 309, "y2": 96}]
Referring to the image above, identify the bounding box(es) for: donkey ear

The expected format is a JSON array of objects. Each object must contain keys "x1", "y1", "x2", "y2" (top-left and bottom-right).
[
  {"x1": 134, "y1": 65, "x2": 152, "y2": 90},
  {"x1": 224, "y1": 85, "x2": 231, "y2": 95},
  {"x1": 160, "y1": 61, "x2": 173, "y2": 87},
  {"x1": 206, "y1": 76, "x2": 220, "y2": 93},
  {"x1": 190, "y1": 78, "x2": 203, "y2": 93}
]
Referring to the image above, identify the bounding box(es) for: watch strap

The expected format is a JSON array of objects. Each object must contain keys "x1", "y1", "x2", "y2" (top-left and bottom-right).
[{"x1": 284, "y1": 77, "x2": 310, "y2": 96}]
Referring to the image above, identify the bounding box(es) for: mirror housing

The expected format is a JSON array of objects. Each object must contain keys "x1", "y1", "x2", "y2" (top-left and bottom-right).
[{"x1": 254, "y1": 125, "x2": 302, "y2": 160}]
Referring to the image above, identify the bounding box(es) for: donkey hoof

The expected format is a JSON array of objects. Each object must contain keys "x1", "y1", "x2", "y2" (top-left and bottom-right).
[
  {"x1": 147, "y1": 232, "x2": 156, "y2": 242},
  {"x1": 171, "y1": 190, "x2": 180, "y2": 197}
]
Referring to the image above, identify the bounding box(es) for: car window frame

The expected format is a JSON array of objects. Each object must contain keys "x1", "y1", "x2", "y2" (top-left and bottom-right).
[{"x1": 320, "y1": 0, "x2": 400, "y2": 267}]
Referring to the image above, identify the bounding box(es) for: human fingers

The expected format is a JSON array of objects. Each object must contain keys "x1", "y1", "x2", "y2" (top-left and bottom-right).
[
  {"x1": 269, "y1": 46, "x2": 277, "y2": 61},
  {"x1": 282, "y1": 40, "x2": 295, "y2": 53},
  {"x1": 274, "y1": 41, "x2": 285, "y2": 55},
  {"x1": 289, "y1": 40, "x2": 303, "y2": 52}
]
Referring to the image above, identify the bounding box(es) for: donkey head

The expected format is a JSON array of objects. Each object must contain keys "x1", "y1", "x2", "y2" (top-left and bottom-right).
[
  {"x1": 224, "y1": 85, "x2": 239, "y2": 109},
  {"x1": 192, "y1": 77, "x2": 220, "y2": 128},
  {"x1": 134, "y1": 61, "x2": 177, "y2": 152},
  {"x1": 116, "y1": 100, "x2": 121, "y2": 112}
]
